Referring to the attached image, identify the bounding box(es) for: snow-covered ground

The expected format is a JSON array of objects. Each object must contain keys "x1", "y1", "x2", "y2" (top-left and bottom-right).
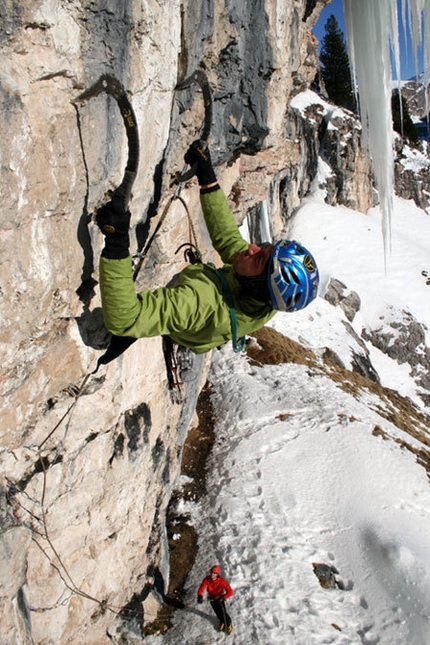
[{"x1": 145, "y1": 193, "x2": 430, "y2": 645}]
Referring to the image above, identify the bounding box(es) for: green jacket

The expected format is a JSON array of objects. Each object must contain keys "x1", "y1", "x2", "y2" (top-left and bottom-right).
[{"x1": 99, "y1": 188, "x2": 276, "y2": 354}]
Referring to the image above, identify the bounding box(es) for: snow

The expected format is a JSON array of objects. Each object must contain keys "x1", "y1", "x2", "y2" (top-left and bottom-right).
[
  {"x1": 398, "y1": 144, "x2": 430, "y2": 173},
  {"x1": 290, "y1": 90, "x2": 350, "y2": 124},
  {"x1": 289, "y1": 196, "x2": 430, "y2": 345},
  {"x1": 145, "y1": 190, "x2": 430, "y2": 644}
]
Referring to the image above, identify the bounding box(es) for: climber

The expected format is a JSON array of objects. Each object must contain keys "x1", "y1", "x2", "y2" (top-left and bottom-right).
[
  {"x1": 197, "y1": 564, "x2": 233, "y2": 633},
  {"x1": 96, "y1": 140, "x2": 319, "y2": 355}
]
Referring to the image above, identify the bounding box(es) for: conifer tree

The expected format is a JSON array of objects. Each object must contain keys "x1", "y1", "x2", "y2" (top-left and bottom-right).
[{"x1": 320, "y1": 14, "x2": 354, "y2": 109}]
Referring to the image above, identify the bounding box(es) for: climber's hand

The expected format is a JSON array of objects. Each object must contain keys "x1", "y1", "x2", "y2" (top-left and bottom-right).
[
  {"x1": 96, "y1": 196, "x2": 131, "y2": 260},
  {"x1": 96, "y1": 196, "x2": 131, "y2": 236},
  {"x1": 184, "y1": 140, "x2": 217, "y2": 186}
]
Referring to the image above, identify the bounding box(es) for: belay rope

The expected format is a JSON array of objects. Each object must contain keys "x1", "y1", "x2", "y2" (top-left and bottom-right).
[{"x1": 8, "y1": 75, "x2": 195, "y2": 620}]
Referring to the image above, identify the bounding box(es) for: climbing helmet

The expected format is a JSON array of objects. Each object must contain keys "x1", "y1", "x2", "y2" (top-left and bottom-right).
[{"x1": 267, "y1": 239, "x2": 319, "y2": 312}]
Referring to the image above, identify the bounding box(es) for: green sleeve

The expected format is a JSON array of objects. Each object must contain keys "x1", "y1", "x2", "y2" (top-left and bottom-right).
[
  {"x1": 200, "y1": 188, "x2": 248, "y2": 263},
  {"x1": 99, "y1": 256, "x2": 142, "y2": 336},
  {"x1": 99, "y1": 257, "x2": 226, "y2": 341}
]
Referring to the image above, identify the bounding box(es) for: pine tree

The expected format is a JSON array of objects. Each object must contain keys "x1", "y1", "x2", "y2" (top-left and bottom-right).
[{"x1": 320, "y1": 14, "x2": 354, "y2": 109}]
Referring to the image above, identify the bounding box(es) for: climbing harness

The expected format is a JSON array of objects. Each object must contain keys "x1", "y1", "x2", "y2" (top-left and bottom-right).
[
  {"x1": 216, "y1": 268, "x2": 246, "y2": 353},
  {"x1": 72, "y1": 74, "x2": 139, "y2": 209}
]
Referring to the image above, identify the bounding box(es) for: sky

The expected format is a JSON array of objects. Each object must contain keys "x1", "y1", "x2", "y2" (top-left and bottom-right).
[
  {"x1": 145, "y1": 92, "x2": 430, "y2": 645},
  {"x1": 312, "y1": 0, "x2": 425, "y2": 81}
]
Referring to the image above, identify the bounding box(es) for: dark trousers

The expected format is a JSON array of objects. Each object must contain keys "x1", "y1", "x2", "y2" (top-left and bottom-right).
[{"x1": 210, "y1": 598, "x2": 231, "y2": 627}]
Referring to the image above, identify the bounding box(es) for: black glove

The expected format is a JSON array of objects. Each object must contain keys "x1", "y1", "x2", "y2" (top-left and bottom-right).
[
  {"x1": 197, "y1": 595, "x2": 203, "y2": 604},
  {"x1": 96, "y1": 196, "x2": 131, "y2": 260},
  {"x1": 184, "y1": 140, "x2": 217, "y2": 186}
]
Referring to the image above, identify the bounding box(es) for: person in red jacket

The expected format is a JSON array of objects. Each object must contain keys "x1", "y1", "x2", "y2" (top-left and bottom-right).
[{"x1": 197, "y1": 565, "x2": 233, "y2": 633}]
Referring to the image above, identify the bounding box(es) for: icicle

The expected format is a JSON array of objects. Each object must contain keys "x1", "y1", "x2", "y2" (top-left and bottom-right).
[
  {"x1": 343, "y1": 0, "x2": 399, "y2": 263},
  {"x1": 342, "y1": 0, "x2": 430, "y2": 267},
  {"x1": 259, "y1": 200, "x2": 272, "y2": 243},
  {"x1": 403, "y1": 0, "x2": 430, "y2": 115}
]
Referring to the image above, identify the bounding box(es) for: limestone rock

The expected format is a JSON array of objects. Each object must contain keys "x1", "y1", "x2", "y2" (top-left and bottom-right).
[
  {"x1": 324, "y1": 278, "x2": 361, "y2": 322},
  {"x1": 0, "y1": 1, "x2": 329, "y2": 642}
]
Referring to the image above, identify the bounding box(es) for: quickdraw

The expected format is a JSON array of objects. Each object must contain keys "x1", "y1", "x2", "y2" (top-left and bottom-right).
[
  {"x1": 72, "y1": 74, "x2": 140, "y2": 209},
  {"x1": 162, "y1": 336, "x2": 198, "y2": 404}
]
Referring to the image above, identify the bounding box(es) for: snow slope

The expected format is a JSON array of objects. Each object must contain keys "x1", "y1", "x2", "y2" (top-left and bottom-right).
[{"x1": 145, "y1": 193, "x2": 430, "y2": 645}]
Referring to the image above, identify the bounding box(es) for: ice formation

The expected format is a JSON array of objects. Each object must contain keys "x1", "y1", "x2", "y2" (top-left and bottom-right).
[{"x1": 342, "y1": 0, "x2": 430, "y2": 261}]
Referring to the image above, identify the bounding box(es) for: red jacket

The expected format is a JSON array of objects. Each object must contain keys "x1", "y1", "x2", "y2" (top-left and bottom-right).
[{"x1": 198, "y1": 575, "x2": 233, "y2": 601}]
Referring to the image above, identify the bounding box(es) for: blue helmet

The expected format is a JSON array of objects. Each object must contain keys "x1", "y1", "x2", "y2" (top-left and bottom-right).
[{"x1": 267, "y1": 240, "x2": 319, "y2": 312}]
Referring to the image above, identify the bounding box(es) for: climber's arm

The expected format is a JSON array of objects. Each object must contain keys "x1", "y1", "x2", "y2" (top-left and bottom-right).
[
  {"x1": 200, "y1": 187, "x2": 248, "y2": 263},
  {"x1": 183, "y1": 141, "x2": 248, "y2": 263},
  {"x1": 99, "y1": 257, "x2": 227, "y2": 341},
  {"x1": 99, "y1": 257, "x2": 141, "y2": 336}
]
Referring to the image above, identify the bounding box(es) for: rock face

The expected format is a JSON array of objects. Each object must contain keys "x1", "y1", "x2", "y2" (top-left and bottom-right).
[{"x1": 0, "y1": 1, "x2": 331, "y2": 642}]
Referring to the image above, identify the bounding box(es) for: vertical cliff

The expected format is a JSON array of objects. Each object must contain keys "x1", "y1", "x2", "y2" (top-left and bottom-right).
[{"x1": 0, "y1": 1, "x2": 376, "y2": 642}]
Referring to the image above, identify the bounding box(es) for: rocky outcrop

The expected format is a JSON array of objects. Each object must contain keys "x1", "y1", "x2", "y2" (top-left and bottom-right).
[
  {"x1": 394, "y1": 138, "x2": 430, "y2": 213},
  {"x1": 286, "y1": 94, "x2": 377, "y2": 214},
  {"x1": 396, "y1": 79, "x2": 430, "y2": 123},
  {"x1": 324, "y1": 278, "x2": 361, "y2": 323},
  {"x1": 322, "y1": 279, "x2": 429, "y2": 407},
  {"x1": 323, "y1": 279, "x2": 381, "y2": 384},
  {"x1": 362, "y1": 308, "x2": 430, "y2": 407}
]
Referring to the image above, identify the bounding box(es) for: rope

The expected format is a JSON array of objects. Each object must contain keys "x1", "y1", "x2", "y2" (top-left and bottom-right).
[
  {"x1": 132, "y1": 190, "x2": 201, "y2": 280},
  {"x1": 38, "y1": 373, "x2": 91, "y2": 449}
]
